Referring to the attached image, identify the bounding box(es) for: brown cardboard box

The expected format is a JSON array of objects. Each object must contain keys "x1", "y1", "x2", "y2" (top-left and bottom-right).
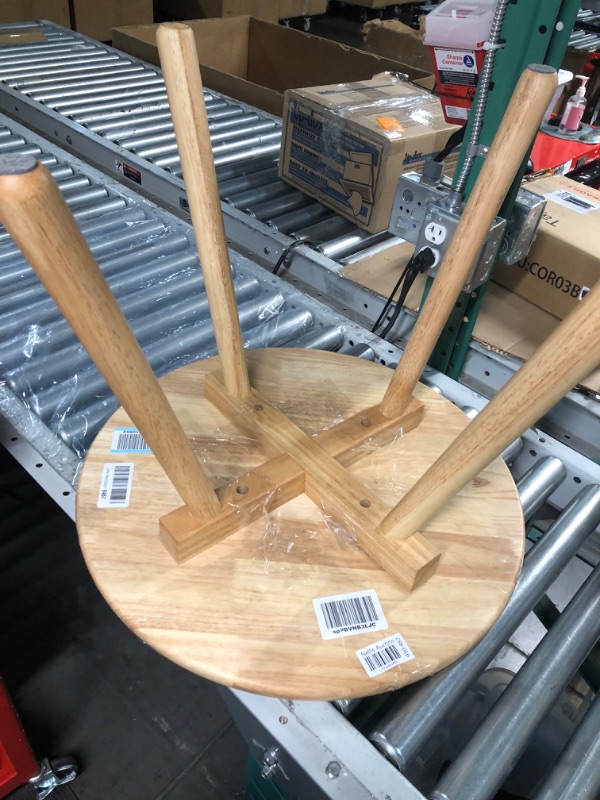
[
  {"x1": 156, "y1": 0, "x2": 280, "y2": 23},
  {"x1": 113, "y1": 16, "x2": 433, "y2": 118},
  {"x1": 362, "y1": 18, "x2": 432, "y2": 74},
  {"x1": 340, "y1": 243, "x2": 600, "y2": 394},
  {"x1": 279, "y1": 74, "x2": 459, "y2": 232},
  {"x1": 492, "y1": 176, "x2": 600, "y2": 320},
  {"x1": 0, "y1": 0, "x2": 69, "y2": 26},
  {"x1": 71, "y1": 0, "x2": 152, "y2": 41}
]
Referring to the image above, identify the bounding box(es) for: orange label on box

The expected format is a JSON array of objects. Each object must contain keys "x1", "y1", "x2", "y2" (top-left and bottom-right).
[{"x1": 375, "y1": 117, "x2": 405, "y2": 133}]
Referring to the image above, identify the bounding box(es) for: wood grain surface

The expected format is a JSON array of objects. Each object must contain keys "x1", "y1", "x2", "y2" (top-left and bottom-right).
[{"x1": 77, "y1": 349, "x2": 525, "y2": 701}]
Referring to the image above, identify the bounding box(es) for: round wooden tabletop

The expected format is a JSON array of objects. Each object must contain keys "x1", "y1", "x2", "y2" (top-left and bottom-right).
[{"x1": 77, "y1": 349, "x2": 524, "y2": 701}]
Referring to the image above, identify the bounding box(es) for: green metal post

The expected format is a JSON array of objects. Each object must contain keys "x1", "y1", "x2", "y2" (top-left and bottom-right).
[{"x1": 424, "y1": 0, "x2": 581, "y2": 379}]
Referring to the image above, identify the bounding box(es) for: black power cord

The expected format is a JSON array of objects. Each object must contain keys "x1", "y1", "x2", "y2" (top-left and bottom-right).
[{"x1": 372, "y1": 247, "x2": 437, "y2": 341}]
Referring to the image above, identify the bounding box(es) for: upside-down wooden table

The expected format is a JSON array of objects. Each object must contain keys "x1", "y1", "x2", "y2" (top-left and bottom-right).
[{"x1": 3, "y1": 29, "x2": 597, "y2": 702}]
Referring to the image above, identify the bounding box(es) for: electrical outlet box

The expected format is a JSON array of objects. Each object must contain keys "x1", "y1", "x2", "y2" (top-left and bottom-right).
[
  {"x1": 416, "y1": 205, "x2": 506, "y2": 292},
  {"x1": 498, "y1": 188, "x2": 546, "y2": 265},
  {"x1": 388, "y1": 173, "x2": 448, "y2": 244}
]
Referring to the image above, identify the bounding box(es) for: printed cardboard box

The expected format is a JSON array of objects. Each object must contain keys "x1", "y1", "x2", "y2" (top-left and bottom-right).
[
  {"x1": 279, "y1": 73, "x2": 459, "y2": 232},
  {"x1": 493, "y1": 175, "x2": 600, "y2": 320}
]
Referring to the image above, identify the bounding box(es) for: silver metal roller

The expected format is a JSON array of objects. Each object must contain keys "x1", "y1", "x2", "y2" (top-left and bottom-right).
[
  {"x1": 370, "y1": 485, "x2": 600, "y2": 771},
  {"x1": 533, "y1": 690, "x2": 600, "y2": 800},
  {"x1": 431, "y1": 562, "x2": 600, "y2": 800}
]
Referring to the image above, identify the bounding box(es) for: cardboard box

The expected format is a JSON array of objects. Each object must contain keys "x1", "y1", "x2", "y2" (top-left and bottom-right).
[
  {"x1": 0, "y1": 0, "x2": 70, "y2": 26},
  {"x1": 339, "y1": 242, "x2": 600, "y2": 395},
  {"x1": 362, "y1": 18, "x2": 432, "y2": 73},
  {"x1": 279, "y1": 74, "x2": 459, "y2": 232},
  {"x1": 113, "y1": 16, "x2": 433, "y2": 118},
  {"x1": 71, "y1": 0, "x2": 152, "y2": 41},
  {"x1": 156, "y1": 0, "x2": 280, "y2": 23},
  {"x1": 492, "y1": 175, "x2": 600, "y2": 320}
]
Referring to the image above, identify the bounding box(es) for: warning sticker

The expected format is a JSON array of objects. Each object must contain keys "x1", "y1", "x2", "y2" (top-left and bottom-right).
[
  {"x1": 116, "y1": 160, "x2": 142, "y2": 185},
  {"x1": 435, "y1": 48, "x2": 479, "y2": 87},
  {"x1": 375, "y1": 116, "x2": 405, "y2": 133}
]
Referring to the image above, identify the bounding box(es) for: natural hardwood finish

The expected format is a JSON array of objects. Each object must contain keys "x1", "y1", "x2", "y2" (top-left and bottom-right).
[
  {"x1": 157, "y1": 22, "x2": 250, "y2": 399},
  {"x1": 380, "y1": 278, "x2": 600, "y2": 538},
  {"x1": 160, "y1": 396, "x2": 425, "y2": 562},
  {"x1": 0, "y1": 157, "x2": 220, "y2": 520},
  {"x1": 77, "y1": 349, "x2": 524, "y2": 700},
  {"x1": 380, "y1": 65, "x2": 558, "y2": 418},
  {"x1": 205, "y1": 372, "x2": 439, "y2": 591}
]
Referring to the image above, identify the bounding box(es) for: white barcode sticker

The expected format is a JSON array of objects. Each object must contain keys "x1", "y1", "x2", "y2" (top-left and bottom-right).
[
  {"x1": 546, "y1": 189, "x2": 600, "y2": 215},
  {"x1": 97, "y1": 463, "x2": 134, "y2": 508},
  {"x1": 111, "y1": 427, "x2": 151, "y2": 453},
  {"x1": 313, "y1": 590, "x2": 387, "y2": 640},
  {"x1": 356, "y1": 633, "x2": 414, "y2": 677}
]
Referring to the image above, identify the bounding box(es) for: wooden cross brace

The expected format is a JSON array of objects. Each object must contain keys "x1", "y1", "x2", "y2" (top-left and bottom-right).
[{"x1": 160, "y1": 374, "x2": 437, "y2": 591}]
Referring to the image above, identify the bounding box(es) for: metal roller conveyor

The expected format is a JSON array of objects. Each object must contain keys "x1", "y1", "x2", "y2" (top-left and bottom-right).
[
  {"x1": 0, "y1": 112, "x2": 399, "y2": 483},
  {"x1": 0, "y1": 21, "x2": 396, "y2": 264},
  {"x1": 1, "y1": 41, "x2": 600, "y2": 800}
]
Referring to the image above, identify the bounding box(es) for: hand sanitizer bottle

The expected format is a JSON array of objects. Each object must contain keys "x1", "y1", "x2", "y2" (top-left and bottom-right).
[{"x1": 559, "y1": 75, "x2": 590, "y2": 133}]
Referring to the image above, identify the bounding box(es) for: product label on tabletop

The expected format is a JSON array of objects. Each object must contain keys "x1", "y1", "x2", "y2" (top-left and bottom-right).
[
  {"x1": 97, "y1": 463, "x2": 134, "y2": 508},
  {"x1": 356, "y1": 633, "x2": 414, "y2": 677},
  {"x1": 111, "y1": 427, "x2": 151, "y2": 454},
  {"x1": 313, "y1": 590, "x2": 388, "y2": 640}
]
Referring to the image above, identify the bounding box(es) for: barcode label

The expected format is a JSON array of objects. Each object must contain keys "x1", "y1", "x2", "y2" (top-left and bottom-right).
[
  {"x1": 546, "y1": 189, "x2": 600, "y2": 215},
  {"x1": 313, "y1": 590, "x2": 387, "y2": 640},
  {"x1": 97, "y1": 463, "x2": 134, "y2": 508},
  {"x1": 111, "y1": 427, "x2": 151, "y2": 453},
  {"x1": 357, "y1": 633, "x2": 414, "y2": 677}
]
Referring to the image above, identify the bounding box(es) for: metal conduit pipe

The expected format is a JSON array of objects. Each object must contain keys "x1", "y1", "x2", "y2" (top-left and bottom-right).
[
  {"x1": 516, "y1": 456, "x2": 567, "y2": 519},
  {"x1": 533, "y1": 690, "x2": 600, "y2": 800},
  {"x1": 431, "y1": 562, "x2": 600, "y2": 800},
  {"x1": 369, "y1": 485, "x2": 600, "y2": 771}
]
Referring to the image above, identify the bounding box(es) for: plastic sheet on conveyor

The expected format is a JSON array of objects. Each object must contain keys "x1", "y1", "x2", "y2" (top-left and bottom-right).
[
  {"x1": 0, "y1": 113, "x2": 389, "y2": 485},
  {"x1": 0, "y1": 21, "x2": 395, "y2": 263}
]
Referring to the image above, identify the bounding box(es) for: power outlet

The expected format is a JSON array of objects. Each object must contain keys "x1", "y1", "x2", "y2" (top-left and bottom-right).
[{"x1": 424, "y1": 222, "x2": 447, "y2": 245}]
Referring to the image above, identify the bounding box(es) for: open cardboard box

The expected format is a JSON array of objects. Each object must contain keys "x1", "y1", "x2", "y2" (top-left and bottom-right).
[
  {"x1": 340, "y1": 240, "x2": 600, "y2": 395},
  {"x1": 112, "y1": 16, "x2": 434, "y2": 117},
  {"x1": 0, "y1": 0, "x2": 69, "y2": 27},
  {"x1": 362, "y1": 17, "x2": 432, "y2": 73}
]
